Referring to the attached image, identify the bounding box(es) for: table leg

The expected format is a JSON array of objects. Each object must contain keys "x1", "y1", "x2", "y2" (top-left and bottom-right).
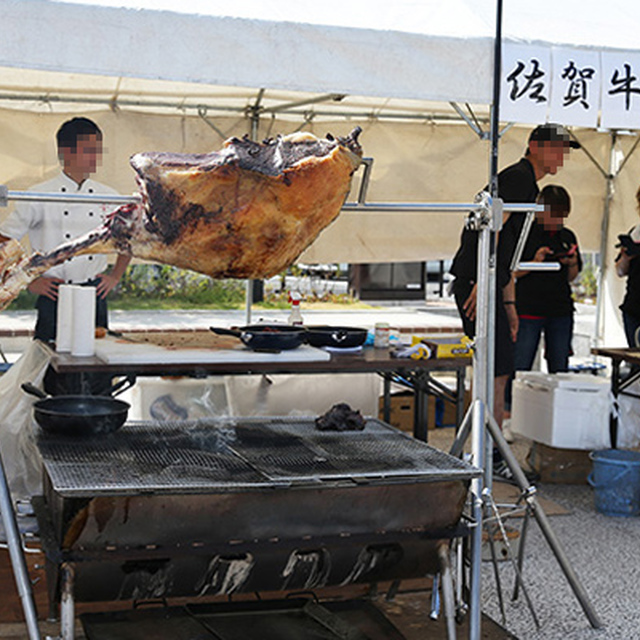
[
  {"x1": 610, "y1": 360, "x2": 620, "y2": 449},
  {"x1": 455, "y1": 367, "x2": 465, "y2": 428},
  {"x1": 382, "y1": 376, "x2": 391, "y2": 424},
  {"x1": 414, "y1": 372, "x2": 429, "y2": 442}
]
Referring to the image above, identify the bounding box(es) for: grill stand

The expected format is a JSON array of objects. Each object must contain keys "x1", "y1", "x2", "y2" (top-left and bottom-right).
[
  {"x1": 42, "y1": 525, "x2": 466, "y2": 640},
  {"x1": 33, "y1": 418, "x2": 477, "y2": 640},
  {"x1": 47, "y1": 541, "x2": 462, "y2": 640}
]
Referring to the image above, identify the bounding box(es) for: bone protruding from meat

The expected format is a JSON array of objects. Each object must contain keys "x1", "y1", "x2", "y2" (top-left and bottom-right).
[{"x1": 0, "y1": 128, "x2": 363, "y2": 310}]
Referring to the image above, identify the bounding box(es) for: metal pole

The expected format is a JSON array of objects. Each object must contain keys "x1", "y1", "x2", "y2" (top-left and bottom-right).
[
  {"x1": 0, "y1": 452, "x2": 41, "y2": 640},
  {"x1": 438, "y1": 543, "x2": 458, "y2": 640},
  {"x1": 342, "y1": 202, "x2": 538, "y2": 213},
  {"x1": 469, "y1": 2, "x2": 503, "y2": 638},
  {"x1": 60, "y1": 563, "x2": 75, "y2": 640},
  {"x1": 1, "y1": 188, "x2": 139, "y2": 206},
  {"x1": 594, "y1": 132, "x2": 618, "y2": 347}
]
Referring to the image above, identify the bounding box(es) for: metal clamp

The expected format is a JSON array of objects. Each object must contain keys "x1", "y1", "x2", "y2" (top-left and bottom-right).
[{"x1": 466, "y1": 191, "x2": 494, "y2": 231}]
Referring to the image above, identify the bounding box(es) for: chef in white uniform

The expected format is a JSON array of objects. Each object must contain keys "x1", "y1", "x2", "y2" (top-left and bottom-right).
[{"x1": 0, "y1": 117, "x2": 131, "y2": 344}]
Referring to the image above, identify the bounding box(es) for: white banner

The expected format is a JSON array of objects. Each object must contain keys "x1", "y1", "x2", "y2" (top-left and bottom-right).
[
  {"x1": 500, "y1": 44, "x2": 551, "y2": 124},
  {"x1": 601, "y1": 52, "x2": 640, "y2": 130},
  {"x1": 549, "y1": 48, "x2": 600, "y2": 127},
  {"x1": 502, "y1": 44, "x2": 640, "y2": 130}
]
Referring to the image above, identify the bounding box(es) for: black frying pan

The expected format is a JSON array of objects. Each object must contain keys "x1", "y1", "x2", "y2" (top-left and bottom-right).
[
  {"x1": 22, "y1": 378, "x2": 133, "y2": 436},
  {"x1": 210, "y1": 324, "x2": 306, "y2": 351},
  {"x1": 305, "y1": 326, "x2": 368, "y2": 349}
]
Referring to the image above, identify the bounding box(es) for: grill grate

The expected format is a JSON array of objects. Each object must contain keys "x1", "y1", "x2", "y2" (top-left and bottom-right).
[{"x1": 37, "y1": 417, "x2": 480, "y2": 497}]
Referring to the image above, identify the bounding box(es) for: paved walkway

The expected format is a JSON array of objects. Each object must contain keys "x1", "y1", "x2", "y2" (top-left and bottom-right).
[{"x1": 0, "y1": 299, "x2": 597, "y2": 360}]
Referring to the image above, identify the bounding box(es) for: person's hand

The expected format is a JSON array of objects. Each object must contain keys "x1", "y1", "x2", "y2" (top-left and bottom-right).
[
  {"x1": 534, "y1": 246, "x2": 553, "y2": 262},
  {"x1": 559, "y1": 244, "x2": 579, "y2": 266},
  {"x1": 505, "y1": 304, "x2": 519, "y2": 342},
  {"x1": 559, "y1": 254, "x2": 578, "y2": 266},
  {"x1": 462, "y1": 283, "x2": 478, "y2": 321},
  {"x1": 95, "y1": 272, "x2": 119, "y2": 299},
  {"x1": 27, "y1": 276, "x2": 64, "y2": 301}
]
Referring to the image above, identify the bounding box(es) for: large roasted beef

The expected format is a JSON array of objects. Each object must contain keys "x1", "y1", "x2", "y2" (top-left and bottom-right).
[{"x1": 0, "y1": 128, "x2": 362, "y2": 309}]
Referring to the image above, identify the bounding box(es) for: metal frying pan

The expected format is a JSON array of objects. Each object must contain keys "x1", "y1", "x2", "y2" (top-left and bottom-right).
[
  {"x1": 210, "y1": 324, "x2": 306, "y2": 351},
  {"x1": 305, "y1": 326, "x2": 368, "y2": 348},
  {"x1": 22, "y1": 378, "x2": 133, "y2": 436}
]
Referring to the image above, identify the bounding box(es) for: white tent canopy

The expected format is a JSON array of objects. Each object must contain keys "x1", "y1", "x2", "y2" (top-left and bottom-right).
[{"x1": 2, "y1": 0, "x2": 640, "y2": 345}]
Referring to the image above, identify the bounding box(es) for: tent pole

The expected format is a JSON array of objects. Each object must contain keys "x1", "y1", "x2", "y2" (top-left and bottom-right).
[
  {"x1": 244, "y1": 92, "x2": 266, "y2": 324},
  {"x1": 594, "y1": 132, "x2": 618, "y2": 347},
  {"x1": 469, "y1": 1, "x2": 503, "y2": 639}
]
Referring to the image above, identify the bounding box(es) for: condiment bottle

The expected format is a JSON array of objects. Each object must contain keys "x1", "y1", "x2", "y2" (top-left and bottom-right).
[
  {"x1": 374, "y1": 322, "x2": 390, "y2": 348},
  {"x1": 288, "y1": 292, "x2": 303, "y2": 325}
]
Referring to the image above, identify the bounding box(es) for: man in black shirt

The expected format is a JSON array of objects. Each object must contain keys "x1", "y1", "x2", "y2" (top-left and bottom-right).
[{"x1": 450, "y1": 123, "x2": 580, "y2": 477}]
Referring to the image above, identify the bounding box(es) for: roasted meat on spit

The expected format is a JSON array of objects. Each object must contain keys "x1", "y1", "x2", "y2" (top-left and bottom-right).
[{"x1": 0, "y1": 128, "x2": 362, "y2": 309}]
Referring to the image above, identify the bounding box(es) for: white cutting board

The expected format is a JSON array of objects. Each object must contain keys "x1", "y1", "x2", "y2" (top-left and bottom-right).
[{"x1": 94, "y1": 336, "x2": 331, "y2": 365}]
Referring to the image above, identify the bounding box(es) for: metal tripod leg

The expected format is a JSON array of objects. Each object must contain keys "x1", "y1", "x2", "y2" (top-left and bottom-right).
[
  {"x1": 483, "y1": 488, "x2": 539, "y2": 629},
  {"x1": 512, "y1": 508, "x2": 531, "y2": 601},
  {"x1": 486, "y1": 412, "x2": 603, "y2": 629},
  {"x1": 449, "y1": 403, "x2": 473, "y2": 459},
  {"x1": 0, "y1": 451, "x2": 41, "y2": 640},
  {"x1": 484, "y1": 521, "x2": 507, "y2": 626}
]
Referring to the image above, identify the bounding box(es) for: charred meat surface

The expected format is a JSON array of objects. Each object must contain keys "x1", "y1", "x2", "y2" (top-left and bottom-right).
[
  {"x1": 315, "y1": 403, "x2": 366, "y2": 432},
  {"x1": 0, "y1": 129, "x2": 363, "y2": 309}
]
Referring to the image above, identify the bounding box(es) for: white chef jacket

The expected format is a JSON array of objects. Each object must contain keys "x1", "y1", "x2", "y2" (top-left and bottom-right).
[{"x1": 0, "y1": 172, "x2": 116, "y2": 283}]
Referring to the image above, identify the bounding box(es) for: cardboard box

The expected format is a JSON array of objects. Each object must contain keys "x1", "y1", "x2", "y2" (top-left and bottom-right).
[
  {"x1": 512, "y1": 372, "x2": 610, "y2": 449},
  {"x1": 527, "y1": 441, "x2": 592, "y2": 484},
  {"x1": 378, "y1": 390, "x2": 469, "y2": 432},
  {"x1": 410, "y1": 333, "x2": 473, "y2": 359}
]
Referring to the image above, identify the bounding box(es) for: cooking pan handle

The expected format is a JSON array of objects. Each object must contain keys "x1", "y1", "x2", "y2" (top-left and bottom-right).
[
  {"x1": 21, "y1": 382, "x2": 48, "y2": 400},
  {"x1": 210, "y1": 326, "x2": 241, "y2": 338},
  {"x1": 104, "y1": 374, "x2": 136, "y2": 397}
]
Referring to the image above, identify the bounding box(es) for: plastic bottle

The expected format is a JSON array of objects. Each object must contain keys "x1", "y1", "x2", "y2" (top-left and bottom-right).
[{"x1": 288, "y1": 292, "x2": 303, "y2": 325}]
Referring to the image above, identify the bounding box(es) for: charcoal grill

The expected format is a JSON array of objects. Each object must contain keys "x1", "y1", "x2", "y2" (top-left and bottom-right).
[{"x1": 34, "y1": 417, "x2": 479, "y2": 630}]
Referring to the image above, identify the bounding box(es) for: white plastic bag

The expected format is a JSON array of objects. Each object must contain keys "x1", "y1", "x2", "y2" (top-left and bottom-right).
[{"x1": 0, "y1": 341, "x2": 51, "y2": 499}]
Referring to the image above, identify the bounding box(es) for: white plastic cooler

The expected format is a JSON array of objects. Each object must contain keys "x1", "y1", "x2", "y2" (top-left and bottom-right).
[{"x1": 511, "y1": 371, "x2": 611, "y2": 450}]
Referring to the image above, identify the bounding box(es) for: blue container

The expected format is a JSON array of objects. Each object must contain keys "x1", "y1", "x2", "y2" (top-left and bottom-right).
[{"x1": 588, "y1": 450, "x2": 640, "y2": 517}]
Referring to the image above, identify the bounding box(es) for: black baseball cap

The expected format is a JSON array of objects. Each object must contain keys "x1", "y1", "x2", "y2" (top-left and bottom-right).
[{"x1": 528, "y1": 123, "x2": 581, "y2": 149}]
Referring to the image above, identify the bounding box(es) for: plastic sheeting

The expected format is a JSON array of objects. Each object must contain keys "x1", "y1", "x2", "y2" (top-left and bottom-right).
[
  {"x1": 615, "y1": 380, "x2": 640, "y2": 449},
  {"x1": 0, "y1": 341, "x2": 51, "y2": 500}
]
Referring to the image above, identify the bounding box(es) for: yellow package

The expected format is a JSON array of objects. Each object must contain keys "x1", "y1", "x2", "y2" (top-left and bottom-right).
[{"x1": 410, "y1": 334, "x2": 473, "y2": 358}]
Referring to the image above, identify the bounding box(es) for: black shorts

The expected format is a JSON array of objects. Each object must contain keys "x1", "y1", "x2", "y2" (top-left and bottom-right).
[{"x1": 452, "y1": 279, "x2": 514, "y2": 378}]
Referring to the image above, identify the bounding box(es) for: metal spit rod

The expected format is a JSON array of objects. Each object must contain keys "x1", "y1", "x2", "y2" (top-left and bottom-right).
[
  {"x1": 0, "y1": 186, "x2": 140, "y2": 206},
  {"x1": 342, "y1": 201, "x2": 542, "y2": 214}
]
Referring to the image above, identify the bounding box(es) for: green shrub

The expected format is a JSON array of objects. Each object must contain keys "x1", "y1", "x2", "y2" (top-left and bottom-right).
[{"x1": 111, "y1": 264, "x2": 246, "y2": 308}]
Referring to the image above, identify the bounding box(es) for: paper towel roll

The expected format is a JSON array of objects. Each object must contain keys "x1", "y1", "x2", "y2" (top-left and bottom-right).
[
  {"x1": 55, "y1": 284, "x2": 76, "y2": 352},
  {"x1": 71, "y1": 286, "x2": 96, "y2": 357}
]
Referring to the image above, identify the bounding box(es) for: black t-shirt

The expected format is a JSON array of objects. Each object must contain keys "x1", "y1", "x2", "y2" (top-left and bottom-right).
[
  {"x1": 620, "y1": 226, "x2": 640, "y2": 320},
  {"x1": 450, "y1": 157, "x2": 539, "y2": 288},
  {"x1": 515, "y1": 223, "x2": 582, "y2": 317}
]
